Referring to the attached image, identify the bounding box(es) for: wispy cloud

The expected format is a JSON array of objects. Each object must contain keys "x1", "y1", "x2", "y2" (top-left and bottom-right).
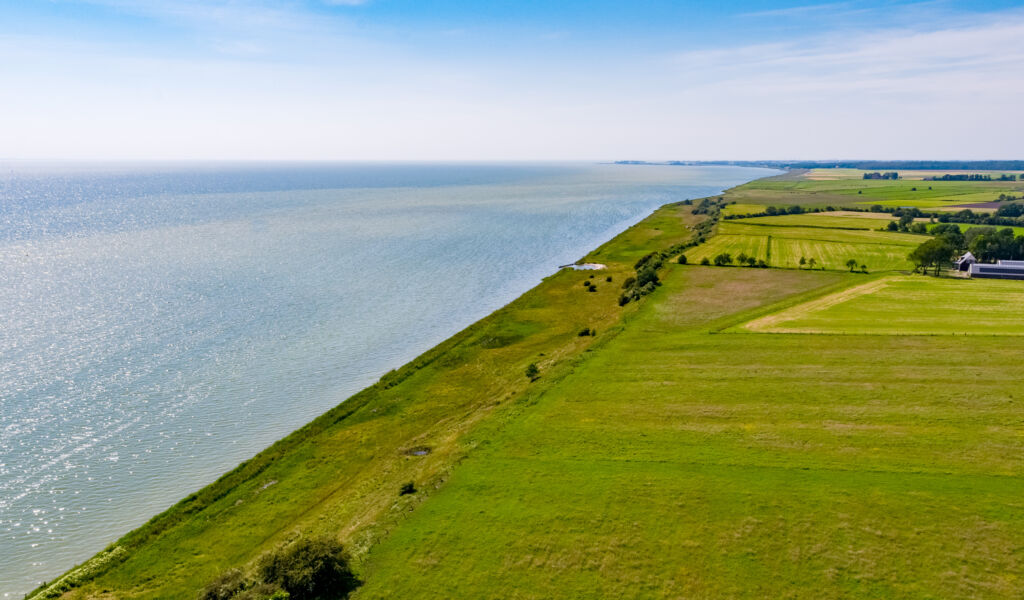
[{"x1": 739, "y1": 2, "x2": 855, "y2": 19}]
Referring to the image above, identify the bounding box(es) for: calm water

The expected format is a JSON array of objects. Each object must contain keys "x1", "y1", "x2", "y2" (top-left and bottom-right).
[{"x1": 0, "y1": 162, "x2": 774, "y2": 596}]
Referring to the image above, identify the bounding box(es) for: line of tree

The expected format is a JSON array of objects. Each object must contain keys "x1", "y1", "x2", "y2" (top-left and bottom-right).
[
  {"x1": 923, "y1": 173, "x2": 1018, "y2": 181},
  {"x1": 862, "y1": 172, "x2": 899, "y2": 180}
]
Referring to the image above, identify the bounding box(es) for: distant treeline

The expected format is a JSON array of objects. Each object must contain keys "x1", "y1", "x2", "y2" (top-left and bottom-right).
[
  {"x1": 924, "y1": 173, "x2": 1018, "y2": 181},
  {"x1": 863, "y1": 172, "x2": 899, "y2": 180},
  {"x1": 615, "y1": 160, "x2": 1024, "y2": 170}
]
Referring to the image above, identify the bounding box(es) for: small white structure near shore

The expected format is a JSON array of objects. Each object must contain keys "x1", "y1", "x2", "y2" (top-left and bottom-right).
[{"x1": 561, "y1": 263, "x2": 607, "y2": 270}]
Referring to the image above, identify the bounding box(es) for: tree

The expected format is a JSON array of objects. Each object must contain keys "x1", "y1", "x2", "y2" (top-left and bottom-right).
[
  {"x1": 798, "y1": 256, "x2": 806, "y2": 269},
  {"x1": 746, "y1": 256, "x2": 757, "y2": 267},
  {"x1": 525, "y1": 363, "x2": 539, "y2": 380},
  {"x1": 735, "y1": 252, "x2": 749, "y2": 265},
  {"x1": 861, "y1": 264, "x2": 868, "y2": 273},
  {"x1": 713, "y1": 253, "x2": 732, "y2": 266},
  {"x1": 700, "y1": 257, "x2": 711, "y2": 265},
  {"x1": 677, "y1": 254, "x2": 687, "y2": 265},
  {"x1": 845, "y1": 259, "x2": 858, "y2": 272},
  {"x1": 257, "y1": 537, "x2": 359, "y2": 600},
  {"x1": 908, "y1": 237, "x2": 955, "y2": 275},
  {"x1": 808, "y1": 258, "x2": 817, "y2": 270}
]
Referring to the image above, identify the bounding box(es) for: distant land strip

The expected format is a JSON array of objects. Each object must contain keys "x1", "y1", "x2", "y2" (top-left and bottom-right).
[{"x1": 614, "y1": 160, "x2": 1024, "y2": 170}]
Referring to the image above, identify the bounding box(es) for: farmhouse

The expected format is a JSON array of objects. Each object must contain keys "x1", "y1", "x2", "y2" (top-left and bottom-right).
[
  {"x1": 954, "y1": 251, "x2": 977, "y2": 271},
  {"x1": 968, "y1": 260, "x2": 1024, "y2": 280}
]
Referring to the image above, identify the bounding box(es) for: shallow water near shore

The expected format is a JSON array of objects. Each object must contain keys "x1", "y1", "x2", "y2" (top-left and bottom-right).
[{"x1": 0, "y1": 162, "x2": 774, "y2": 596}]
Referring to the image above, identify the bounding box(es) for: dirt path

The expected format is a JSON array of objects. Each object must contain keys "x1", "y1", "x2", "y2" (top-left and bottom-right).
[{"x1": 742, "y1": 277, "x2": 891, "y2": 332}]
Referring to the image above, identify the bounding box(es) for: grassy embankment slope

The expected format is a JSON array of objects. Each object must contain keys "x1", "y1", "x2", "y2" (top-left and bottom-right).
[
  {"x1": 39, "y1": 195, "x2": 704, "y2": 599},
  {"x1": 48, "y1": 169, "x2": 1024, "y2": 599}
]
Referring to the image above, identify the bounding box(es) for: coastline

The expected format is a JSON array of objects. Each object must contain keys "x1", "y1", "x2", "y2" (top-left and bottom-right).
[{"x1": 28, "y1": 171, "x2": 770, "y2": 599}]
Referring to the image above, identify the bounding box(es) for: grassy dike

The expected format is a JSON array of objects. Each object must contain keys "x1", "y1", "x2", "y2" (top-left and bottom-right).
[{"x1": 36, "y1": 196, "x2": 710, "y2": 599}]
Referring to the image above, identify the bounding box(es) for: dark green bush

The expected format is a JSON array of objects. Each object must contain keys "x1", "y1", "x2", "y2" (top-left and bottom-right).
[
  {"x1": 677, "y1": 254, "x2": 687, "y2": 265},
  {"x1": 399, "y1": 482, "x2": 416, "y2": 496},
  {"x1": 621, "y1": 276, "x2": 636, "y2": 289},
  {"x1": 257, "y1": 537, "x2": 359, "y2": 600}
]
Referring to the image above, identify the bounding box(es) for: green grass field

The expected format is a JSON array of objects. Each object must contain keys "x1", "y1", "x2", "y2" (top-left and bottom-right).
[
  {"x1": 725, "y1": 169, "x2": 1024, "y2": 210},
  {"x1": 740, "y1": 275, "x2": 1024, "y2": 335},
  {"x1": 683, "y1": 234, "x2": 770, "y2": 264},
  {"x1": 45, "y1": 170, "x2": 1024, "y2": 600},
  {"x1": 737, "y1": 212, "x2": 896, "y2": 230},
  {"x1": 721, "y1": 202, "x2": 768, "y2": 216},
  {"x1": 355, "y1": 267, "x2": 1024, "y2": 599},
  {"x1": 685, "y1": 221, "x2": 920, "y2": 272}
]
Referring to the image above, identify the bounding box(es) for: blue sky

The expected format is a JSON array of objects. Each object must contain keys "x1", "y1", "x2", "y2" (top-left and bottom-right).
[{"x1": 2, "y1": 1, "x2": 1023, "y2": 160}]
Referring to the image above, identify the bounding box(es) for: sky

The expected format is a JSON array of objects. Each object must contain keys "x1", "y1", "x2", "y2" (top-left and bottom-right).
[{"x1": 1, "y1": 0, "x2": 1023, "y2": 161}]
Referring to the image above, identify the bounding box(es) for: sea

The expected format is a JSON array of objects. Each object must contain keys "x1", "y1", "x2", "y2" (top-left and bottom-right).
[{"x1": 0, "y1": 162, "x2": 775, "y2": 596}]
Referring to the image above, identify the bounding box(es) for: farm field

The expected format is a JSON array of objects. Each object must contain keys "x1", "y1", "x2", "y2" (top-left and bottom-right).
[
  {"x1": 685, "y1": 221, "x2": 920, "y2": 272},
  {"x1": 740, "y1": 275, "x2": 1024, "y2": 336},
  {"x1": 726, "y1": 169, "x2": 1024, "y2": 210},
  {"x1": 721, "y1": 202, "x2": 768, "y2": 216},
  {"x1": 356, "y1": 266, "x2": 1024, "y2": 599},
  {"x1": 927, "y1": 222, "x2": 1024, "y2": 237},
  {"x1": 737, "y1": 212, "x2": 897, "y2": 230},
  {"x1": 769, "y1": 237, "x2": 912, "y2": 271},
  {"x1": 684, "y1": 233, "x2": 770, "y2": 264}
]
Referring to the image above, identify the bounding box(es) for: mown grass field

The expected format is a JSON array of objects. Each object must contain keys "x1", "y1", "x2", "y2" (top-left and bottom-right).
[
  {"x1": 721, "y1": 202, "x2": 768, "y2": 216},
  {"x1": 355, "y1": 266, "x2": 1024, "y2": 599},
  {"x1": 740, "y1": 275, "x2": 1024, "y2": 335},
  {"x1": 685, "y1": 221, "x2": 920, "y2": 272},
  {"x1": 726, "y1": 169, "x2": 1024, "y2": 210},
  {"x1": 737, "y1": 212, "x2": 897, "y2": 230}
]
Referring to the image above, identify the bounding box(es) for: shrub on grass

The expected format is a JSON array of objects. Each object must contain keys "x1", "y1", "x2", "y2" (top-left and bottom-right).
[
  {"x1": 677, "y1": 254, "x2": 687, "y2": 265},
  {"x1": 399, "y1": 482, "x2": 416, "y2": 496},
  {"x1": 621, "y1": 276, "x2": 636, "y2": 290},
  {"x1": 257, "y1": 537, "x2": 358, "y2": 600},
  {"x1": 578, "y1": 327, "x2": 591, "y2": 336},
  {"x1": 606, "y1": 276, "x2": 612, "y2": 282},
  {"x1": 700, "y1": 257, "x2": 710, "y2": 265},
  {"x1": 525, "y1": 363, "x2": 539, "y2": 380},
  {"x1": 618, "y1": 294, "x2": 630, "y2": 306}
]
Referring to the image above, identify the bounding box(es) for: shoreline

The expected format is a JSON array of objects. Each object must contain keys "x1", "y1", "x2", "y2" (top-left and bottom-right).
[{"x1": 25, "y1": 170, "x2": 772, "y2": 599}]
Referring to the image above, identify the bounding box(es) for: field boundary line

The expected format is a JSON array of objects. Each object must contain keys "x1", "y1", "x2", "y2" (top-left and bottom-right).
[{"x1": 741, "y1": 277, "x2": 892, "y2": 332}]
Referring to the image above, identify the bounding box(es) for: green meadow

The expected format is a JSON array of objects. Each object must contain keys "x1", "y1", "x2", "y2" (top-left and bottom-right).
[
  {"x1": 43, "y1": 169, "x2": 1024, "y2": 600},
  {"x1": 357, "y1": 266, "x2": 1024, "y2": 599},
  {"x1": 726, "y1": 169, "x2": 1024, "y2": 210},
  {"x1": 740, "y1": 275, "x2": 1024, "y2": 336},
  {"x1": 685, "y1": 221, "x2": 920, "y2": 272}
]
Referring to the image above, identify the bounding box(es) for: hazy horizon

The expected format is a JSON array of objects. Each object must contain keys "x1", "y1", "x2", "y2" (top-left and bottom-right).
[{"x1": 3, "y1": 1, "x2": 1024, "y2": 161}]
